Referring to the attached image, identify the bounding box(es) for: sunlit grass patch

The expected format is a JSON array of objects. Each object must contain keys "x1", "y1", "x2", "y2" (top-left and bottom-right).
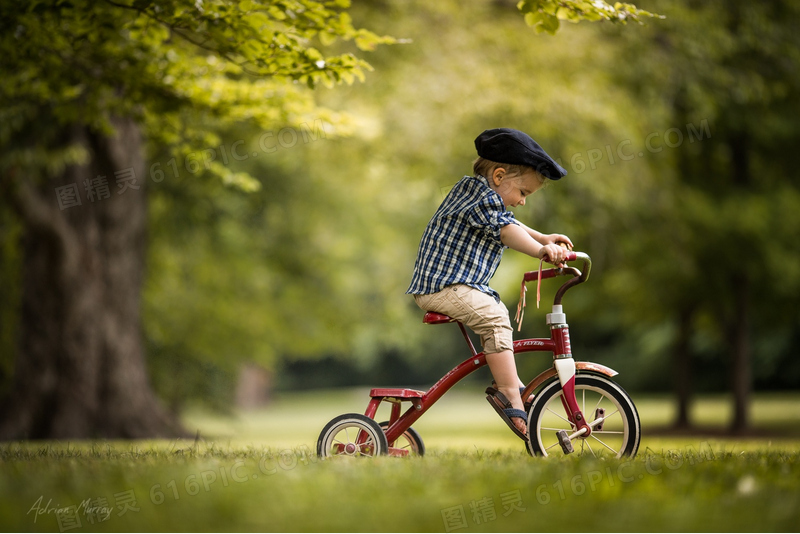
[
  {"x1": 1, "y1": 439, "x2": 799, "y2": 532},
  {"x1": 1, "y1": 391, "x2": 799, "y2": 532}
]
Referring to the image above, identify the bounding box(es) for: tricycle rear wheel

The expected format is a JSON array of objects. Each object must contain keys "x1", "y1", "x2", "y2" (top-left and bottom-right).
[
  {"x1": 378, "y1": 421, "x2": 425, "y2": 457},
  {"x1": 317, "y1": 413, "x2": 388, "y2": 459}
]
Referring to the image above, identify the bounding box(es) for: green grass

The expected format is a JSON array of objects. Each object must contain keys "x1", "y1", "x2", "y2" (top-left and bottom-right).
[{"x1": 1, "y1": 389, "x2": 799, "y2": 532}]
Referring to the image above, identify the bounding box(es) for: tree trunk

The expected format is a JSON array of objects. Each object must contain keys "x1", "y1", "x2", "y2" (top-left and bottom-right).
[
  {"x1": 727, "y1": 131, "x2": 751, "y2": 435},
  {"x1": 728, "y1": 272, "x2": 751, "y2": 434},
  {"x1": 235, "y1": 363, "x2": 273, "y2": 410},
  {"x1": 672, "y1": 306, "x2": 694, "y2": 429},
  {"x1": 0, "y1": 114, "x2": 186, "y2": 439}
]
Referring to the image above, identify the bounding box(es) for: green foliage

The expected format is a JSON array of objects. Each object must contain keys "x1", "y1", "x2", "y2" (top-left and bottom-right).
[
  {"x1": 3, "y1": 0, "x2": 798, "y2": 416},
  {"x1": 596, "y1": 0, "x2": 800, "y2": 373},
  {"x1": 145, "y1": 0, "x2": 794, "y2": 403},
  {"x1": 0, "y1": 0, "x2": 394, "y2": 187},
  {"x1": 517, "y1": 0, "x2": 662, "y2": 35},
  {"x1": 0, "y1": 0, "x2": 398, "y2": 404}
]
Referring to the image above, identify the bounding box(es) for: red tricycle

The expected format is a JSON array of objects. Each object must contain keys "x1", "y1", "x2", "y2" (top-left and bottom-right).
[{"x1": 316, "y1": 252, "x2": 641, "y2": 458}]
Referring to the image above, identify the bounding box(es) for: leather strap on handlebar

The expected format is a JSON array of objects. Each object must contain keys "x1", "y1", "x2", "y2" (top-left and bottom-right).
[{"x1": 515, "y1": 257, "x2": 545, "y2": 332}]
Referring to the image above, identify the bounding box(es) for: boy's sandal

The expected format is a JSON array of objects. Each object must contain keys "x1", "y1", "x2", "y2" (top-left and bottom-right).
[
  {"x1": 488, "y1": 383, "x2": 533, "y2": 411},
  {"x1": 485, "y1": 387, "x2": 528, "y2": 441}
]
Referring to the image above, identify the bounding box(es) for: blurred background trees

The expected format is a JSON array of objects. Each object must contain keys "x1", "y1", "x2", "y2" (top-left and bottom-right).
[
  {"x1": 1, "y1": 0, "x2": 798, "y2": 438},
  {"x1": 606, "y1": 0, "x2": 800, "y2": 432}
]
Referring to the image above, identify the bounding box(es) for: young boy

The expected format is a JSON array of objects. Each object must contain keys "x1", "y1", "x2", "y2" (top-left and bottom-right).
[{"x1": 407, "y1": 128, "x2": 572, "y2": 438}]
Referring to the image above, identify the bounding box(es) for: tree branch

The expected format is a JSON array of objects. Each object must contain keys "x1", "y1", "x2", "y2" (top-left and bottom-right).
[
  {"x1": 5, "y1": 168, "x2": 81, "y2": 283},
  {"x1": 102, "y1": 0, "x2": 276, "y2": 78}
]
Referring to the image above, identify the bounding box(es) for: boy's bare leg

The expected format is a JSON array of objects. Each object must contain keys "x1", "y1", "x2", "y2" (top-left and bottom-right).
[{"x1": 485, "y1": 350, "x2": 527, "y2": 434}]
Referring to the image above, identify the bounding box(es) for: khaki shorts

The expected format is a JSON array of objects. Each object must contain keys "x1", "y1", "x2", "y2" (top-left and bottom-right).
[{"x1": 414, "y1": 284, "x2": 513, "y2": 354}]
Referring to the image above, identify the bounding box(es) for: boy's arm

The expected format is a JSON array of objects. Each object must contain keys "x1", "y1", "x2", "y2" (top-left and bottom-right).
[
  {"x1": 516, "y1": 220, "x2": 574, "y2": 250},
  {"x1": 500, "y1": 223, "x2": 570, "y2": 264}
]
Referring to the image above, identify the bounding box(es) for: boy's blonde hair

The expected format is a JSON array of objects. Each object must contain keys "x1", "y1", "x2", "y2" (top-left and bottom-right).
[{"x1": 472, "y1": 157, "x2": 548, "y2": 185}]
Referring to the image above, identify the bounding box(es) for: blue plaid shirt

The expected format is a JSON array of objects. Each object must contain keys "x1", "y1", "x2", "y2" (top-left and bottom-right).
[{"x1": 406, "y1": 175, "x2": 519, "y2": 300}]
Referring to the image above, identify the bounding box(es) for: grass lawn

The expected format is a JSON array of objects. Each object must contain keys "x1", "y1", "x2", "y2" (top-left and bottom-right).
[{"x1": 1, "y1": 387, "x2": 799, "y2": 532}]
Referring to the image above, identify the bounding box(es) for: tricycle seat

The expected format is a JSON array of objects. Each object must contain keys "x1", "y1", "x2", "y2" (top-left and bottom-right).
[
  {"x1": 370, "y1": 388, "x2": 426, "y2": 399},
  {"x1": 423, "y1": 312, "x2": 455, "y2": 324}
]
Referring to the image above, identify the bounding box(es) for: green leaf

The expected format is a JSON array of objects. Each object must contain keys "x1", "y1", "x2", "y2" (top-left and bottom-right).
[
  {"x1": 267, "y1": 5, "x2": 287, "y2": 20},
  {"x1": 517, "y1": 0, "x2": 661, "y2": 33},
  {"x1": 556, "y1": 6, "x2": 579, "y2": 21},
  {"x1": 524, "y1": 11, "x2": 541, "y2": 27},
  {"x1": 541, "y1": 13, "x2": 560, "y2": 34},
  {"x1": 319, "y1": 31, "x2": 337, "y2": 46}
]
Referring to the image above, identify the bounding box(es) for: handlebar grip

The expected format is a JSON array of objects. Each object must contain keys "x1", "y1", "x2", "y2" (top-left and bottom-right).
[{"x1": 541, "y1": 251, "x2": 579, "y2": 264}]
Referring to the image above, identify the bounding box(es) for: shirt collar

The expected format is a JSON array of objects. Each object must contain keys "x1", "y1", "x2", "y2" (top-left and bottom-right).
[{"x1": 473, "y1": 174, "x2": 506, "y2": 208}]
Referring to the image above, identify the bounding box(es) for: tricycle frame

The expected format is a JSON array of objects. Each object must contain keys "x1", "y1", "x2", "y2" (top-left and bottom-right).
[{"x1": 371, "y1": 314, "x2": 616, "y2": 451}]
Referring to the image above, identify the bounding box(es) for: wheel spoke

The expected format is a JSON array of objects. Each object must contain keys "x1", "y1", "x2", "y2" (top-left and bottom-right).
[
  {"x1": 592, "y1": 430, "x2": 623, "y2": 434},
  {"x1": 582, "y1": 388, "x2": 586, "y2": 415},
  {"x1": 592, "y1": 395, "x2": 603, "y2": 414},
  {"x1": 546, "y1": 407, "x2": 572, "y2": 425},
  {"x1": 584, "y1": 438, "x2": 597, "y2": 458},
  {"x1": 541, "y1": 427, "x2": 568, "y2": 432},
  {"x1": 357, "y1": 437, "x2": 375, "y2": 456},
  {"x1": 603, "y1": 408, "x2": 620, "y2": 420},
  {"x1": 544, "y1": 441, "x2": 561, "y2": 452},
  {"x1": 591, "y1": 434, "x2": 619, "y2": 455}
]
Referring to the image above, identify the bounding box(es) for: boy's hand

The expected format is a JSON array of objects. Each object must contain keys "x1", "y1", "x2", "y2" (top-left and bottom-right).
[
  {"x1": 501, "y1": 224, "x2": 575, "y2": 264},
  {"x1": 538, "y1": 243, "x2": 569, "y2": 265},
  {"x1": 540, "y1": 233, "x2": 574, "y2": 249}
]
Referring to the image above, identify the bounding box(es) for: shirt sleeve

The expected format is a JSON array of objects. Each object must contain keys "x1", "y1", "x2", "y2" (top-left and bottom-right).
[{"x1": 465, "y1": 193, "x2": 518, "y2": 243}]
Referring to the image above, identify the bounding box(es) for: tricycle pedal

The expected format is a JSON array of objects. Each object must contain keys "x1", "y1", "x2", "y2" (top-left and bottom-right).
[{"x1": 556, "y1": 430, "x2": 574, "y2": 454}]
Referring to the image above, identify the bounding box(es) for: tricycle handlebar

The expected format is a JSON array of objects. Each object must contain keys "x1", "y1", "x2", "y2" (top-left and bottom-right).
[
  {"x1": 522, "y1": 252, "x2": 592, "y2": 283},
  {"x1": 572, "y1": 251, "x2": 592, "y2": 283},
  {"x1": 521, "y1": 252, "x2": 593, "y2": 306}
]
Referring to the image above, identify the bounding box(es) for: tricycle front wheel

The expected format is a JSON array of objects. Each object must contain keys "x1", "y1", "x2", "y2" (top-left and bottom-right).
[{"x1": 527, "y1": 374, "x2": 641, "y2": 458}]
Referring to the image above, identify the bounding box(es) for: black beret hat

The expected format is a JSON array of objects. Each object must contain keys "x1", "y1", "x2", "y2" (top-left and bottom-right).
[{"x1": 474, "y1": 128, "x2": 567, "y2": 180}]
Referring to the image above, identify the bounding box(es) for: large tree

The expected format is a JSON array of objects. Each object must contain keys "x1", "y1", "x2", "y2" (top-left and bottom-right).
[{"x1": 0, "y1": 0, "x2": 389, "y2": 439}]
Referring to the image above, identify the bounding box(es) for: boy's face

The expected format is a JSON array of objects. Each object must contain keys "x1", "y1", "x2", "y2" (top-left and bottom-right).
[{"x1": 489, "y1": 168, "x2": 543, "y2": 208}]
